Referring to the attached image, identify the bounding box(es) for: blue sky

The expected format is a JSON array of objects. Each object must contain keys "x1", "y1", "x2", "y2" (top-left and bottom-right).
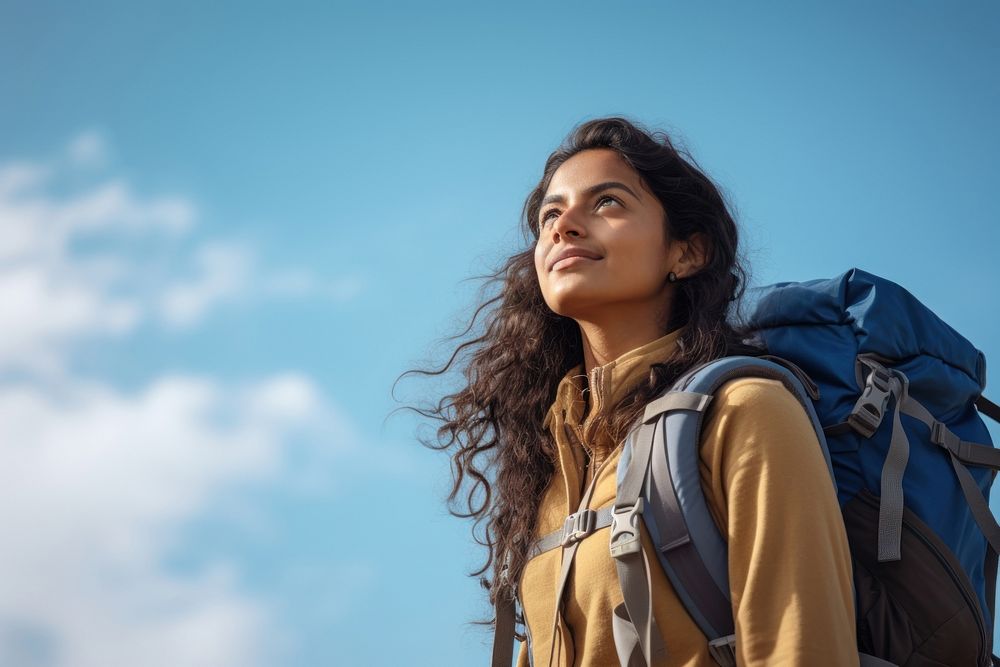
[{"x1": 0, "y1": 2, "x2": 998, "y2": 665}]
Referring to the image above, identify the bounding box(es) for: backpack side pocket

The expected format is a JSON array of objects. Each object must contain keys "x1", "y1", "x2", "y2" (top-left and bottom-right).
[{"x1": 844, "y1": 489, "x2": 989, "y2": 667}]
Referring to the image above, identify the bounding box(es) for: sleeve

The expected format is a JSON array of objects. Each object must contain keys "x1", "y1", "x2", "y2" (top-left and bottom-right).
[{"x1": 698, "y1": 377, "x2": 859, "y2": 667}]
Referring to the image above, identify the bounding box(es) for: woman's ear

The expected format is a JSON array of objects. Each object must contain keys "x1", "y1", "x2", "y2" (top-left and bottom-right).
[{"x1": 672, "y1": 232, "x2": 710, "y2": 279}]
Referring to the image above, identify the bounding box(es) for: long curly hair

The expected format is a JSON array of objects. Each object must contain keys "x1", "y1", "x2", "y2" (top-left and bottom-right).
[{"x1": 398, "y1": 116, "x2": 761, "y2": 611}]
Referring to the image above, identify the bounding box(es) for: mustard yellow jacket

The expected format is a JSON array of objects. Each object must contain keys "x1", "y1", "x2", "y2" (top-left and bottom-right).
[{"x1": 516, "y1": 328, "x2": 858, "y2": 667}]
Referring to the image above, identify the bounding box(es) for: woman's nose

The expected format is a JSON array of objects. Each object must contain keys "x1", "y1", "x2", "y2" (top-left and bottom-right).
[{"x1": 551, "y1": 206, "x2": 586, "y2": 239}]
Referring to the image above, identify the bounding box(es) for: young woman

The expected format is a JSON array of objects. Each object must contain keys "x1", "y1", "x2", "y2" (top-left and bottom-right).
[{"x1": 410, "y1": 117, "x2": 857, "y2": 666}]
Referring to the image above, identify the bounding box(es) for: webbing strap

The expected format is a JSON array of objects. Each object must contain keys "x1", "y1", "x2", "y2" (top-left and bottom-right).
[
  {"x1": 546, "y1": 538, "x2": 582, "y2": 667},
  {"x1": 978, "y1": 396, "x2": 1000, "y2": 424},
  {"x1": 901, "y1": 395, "x2": 1000, "y2": 470},
  {"x1": 823, "y1": 421, "x2": 855, "y2": 438},
  {"x1": 642, "y1": 390, "x2": 713, "y2": 423},
  {"x1": 544, "y1": 463, "x2": 603, "y2": 667},
  {"x1": 987, "y1": 546, "x2": 998, "y2": 657},
  {"x1": 610, "y1": 420, "x2": 666, "y2": 666},
  {"x1": 613, "y1": 547, "x2": 666, "y2": 666},
  {"x1": 528, "y1": 506, "x2": 614, "y2": 559},
  {"x1": 491, "y1": 595, "x2": 516, "y2": 667},
  {"x1": 611, "y1": 604, "x2": 645, "y2": 667},
  {"x1": 899, "y1": 394, "x2": 1000, "y2": 556},
  {"x1": 950, "y1": 451, "x2": 1000, "y2": 555},
  {"x1": 938, "y1": 430, "x2": 1000, "y2": 469},
  {"x1": 617, "y1": 420, "x2": 656, "y2": 511},
  {"x1": 877, "y1": 374, "x2": 909, "y2": 562},
  {"x1": 844, "y1": 359, "x2": 911, "y2": 562}
]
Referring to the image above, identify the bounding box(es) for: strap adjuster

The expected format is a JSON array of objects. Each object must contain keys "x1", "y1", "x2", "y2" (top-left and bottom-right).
[
  {"x1": 609, "y1": 499, "x2": 645, "y2": 559},
  {"x1": 561, "y1": 509, "x2": 597, "y2": 547},
  {"x1": 496, "y1": 554, "x2": 516, "y2": 603},
  {"x1": 931, "y1": 420, "x2": 961, "y2": 454}
]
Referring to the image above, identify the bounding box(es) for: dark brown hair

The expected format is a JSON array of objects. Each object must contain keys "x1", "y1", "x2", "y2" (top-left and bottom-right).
[{"x1": 397, "y1": 116, "x2": 760, "y2": 611}]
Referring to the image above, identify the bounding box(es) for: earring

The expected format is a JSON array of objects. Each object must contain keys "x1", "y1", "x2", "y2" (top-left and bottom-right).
[{"x1": 667, "y1": 271, "x2": 678, "y2": 283}]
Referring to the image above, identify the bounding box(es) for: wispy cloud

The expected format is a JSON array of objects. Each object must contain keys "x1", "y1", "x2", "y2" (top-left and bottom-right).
[
  {"x1": 0, "y1": 131, "x2": 363, "y2": 372},
  {"x1": 159, "y1": 242, "x2": 253, "y2": 330},
  {"x1": 0, "y1": 153, "x2": 192, "y2": 375},
  {"x1": 260, "y1": 270, "x2": 364, "y2": 302},
  {"x1": 0, "y1": 131, "x2": 365, "y2": 666}
]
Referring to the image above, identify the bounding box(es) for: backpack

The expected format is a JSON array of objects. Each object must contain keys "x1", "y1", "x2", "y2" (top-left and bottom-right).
[{"x1": 491, "y1": 268, "x2": 1000, "y2": 667}]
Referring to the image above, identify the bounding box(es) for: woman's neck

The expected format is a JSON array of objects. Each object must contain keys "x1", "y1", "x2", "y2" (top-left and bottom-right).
[{"x1": 577, "y1": 316, "x2": 671, "y2": 377}]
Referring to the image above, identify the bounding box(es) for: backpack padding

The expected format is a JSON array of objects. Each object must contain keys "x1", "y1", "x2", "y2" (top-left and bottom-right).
[
  {"x1": 639, "y1": 355, "x2": 834, "y2": 643},
  {"x1": 638, "y1": 390, "x2": 733, "y2": 640}
]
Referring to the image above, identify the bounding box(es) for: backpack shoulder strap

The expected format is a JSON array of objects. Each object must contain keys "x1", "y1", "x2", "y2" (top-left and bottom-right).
[{"x1": 628, "y1": 355, "x2": 832, "y2": 652}]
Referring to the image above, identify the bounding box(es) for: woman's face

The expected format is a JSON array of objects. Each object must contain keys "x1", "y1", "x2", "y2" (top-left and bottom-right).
[{"x1": 533, "y1": 148, "x2": 681, "y2": 323}]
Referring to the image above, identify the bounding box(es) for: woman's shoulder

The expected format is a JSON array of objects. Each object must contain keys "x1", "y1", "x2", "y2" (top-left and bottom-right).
[
  {"x1": 700, "y1": 374, "x2": 821, "y2": 460},
  {"x1": 708, "y1": 374, "x2": 806, "y2": 416}
]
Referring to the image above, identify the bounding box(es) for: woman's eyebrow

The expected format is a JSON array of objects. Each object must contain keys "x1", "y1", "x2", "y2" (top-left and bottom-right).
[{"x1": 541, "y1": 181, "x2": 640, "y2": 207}]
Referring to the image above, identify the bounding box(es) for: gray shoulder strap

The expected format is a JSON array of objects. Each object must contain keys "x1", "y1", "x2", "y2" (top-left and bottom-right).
[
  {"x1": 636, "y1": 355, "x2": 833, "y2": 647},
  {"x1": 610, "y1": 418, "x2": 668, "y2": 666}
]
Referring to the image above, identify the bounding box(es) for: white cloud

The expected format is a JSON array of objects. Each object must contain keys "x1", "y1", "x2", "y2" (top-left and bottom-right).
[
  {"x1": 159, "y1": 242, "x2": 252, "y2": 329},
  {"x1": 0, "y1": 173, "x2": 195, "y2": 264},
  {"x1": 0, "y1": 264, "x2": 140, "y2": 375},
  {"x1": 0, "y1": 155, "x2": 195, "y2": 375},
  {"x1": 246, "y1": 373, "x2": 322, "y2": 423},
  {"x1": 0, "y1": 163, "x2": 50, "y2": 198},
  {"x1": 0, "y1": 136, "x2": 363, "y2": 374},
  {"x1": 48, "y1": 178, "x2": 196, "y2": 237},
  {"x1": 0, "y1": 134, "x2": 367, "y2": 666},
  {"x1": 0, "y1": 371, "x2": 347, "y2": 666},
  {"x1": 159, "y1": 246, "x2": 365, "y2": 330}
]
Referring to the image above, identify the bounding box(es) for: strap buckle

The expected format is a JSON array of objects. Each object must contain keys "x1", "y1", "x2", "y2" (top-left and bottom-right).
[
  {"x1": 498, "y1": 563, "x2": 510, "y2": 589},
  {"x1": 707, "y1": 634, "x2": 737, "y2": 667},
  {"x1": 609, "y1": 499, "x2": 645, "y2": 559},
  {"x1": 849, "y1": 365, "x2": 894, "y2": 438},
  {"x1": 496, "y1": 554, "x2": 516, "y2": 603},
  {"x1": 561, "y1": 508, "x2": 597, "y2": 547}
]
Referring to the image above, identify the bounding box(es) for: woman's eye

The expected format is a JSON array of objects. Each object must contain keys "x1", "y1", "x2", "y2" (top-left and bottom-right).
[{"x1": 540, "y1": 196, "x2": 618, "y2": 226}]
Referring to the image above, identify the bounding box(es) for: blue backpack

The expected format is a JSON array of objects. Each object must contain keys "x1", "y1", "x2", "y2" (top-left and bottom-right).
[{"x1": 491, "y1": 268, "x2": 1000, "y2": 667}]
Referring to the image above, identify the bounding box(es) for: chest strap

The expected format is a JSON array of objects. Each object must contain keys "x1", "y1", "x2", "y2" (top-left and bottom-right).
[{"x1": 528, "y1": 506, "x2": 616, "y2": 559}]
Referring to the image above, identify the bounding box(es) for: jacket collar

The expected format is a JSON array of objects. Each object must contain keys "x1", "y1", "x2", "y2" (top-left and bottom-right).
[{"x1": 543, "y1": 326, "x2": 686, "y2": 459}]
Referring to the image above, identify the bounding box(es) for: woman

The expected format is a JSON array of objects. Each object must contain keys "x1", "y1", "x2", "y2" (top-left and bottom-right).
[{"x1": 409, "y1": 117, "x2": 857, "y2": 666}]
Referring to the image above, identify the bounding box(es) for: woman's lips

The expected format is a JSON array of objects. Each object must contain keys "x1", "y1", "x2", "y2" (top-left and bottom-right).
[
  {"x1": 552, "y1": 255, "x2": 599, "y2": 271},
  {"x1": 547, "y1": 245, "x2": 604, "y2": 271}
]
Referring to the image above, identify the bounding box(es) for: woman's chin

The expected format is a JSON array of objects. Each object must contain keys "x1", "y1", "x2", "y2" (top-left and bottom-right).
[{"x1": 546, "y1": 294, "x2": 609, "y2": 321}]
